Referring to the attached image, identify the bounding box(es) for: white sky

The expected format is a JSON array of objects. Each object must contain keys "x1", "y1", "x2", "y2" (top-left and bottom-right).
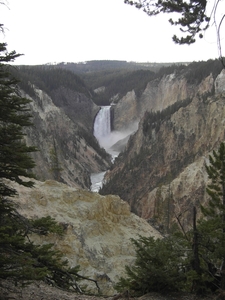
[{"x1": 1, "y1": 0, "x2": 225, "y2": 65}]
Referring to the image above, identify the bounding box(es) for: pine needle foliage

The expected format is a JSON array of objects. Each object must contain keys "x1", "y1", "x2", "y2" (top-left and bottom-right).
[
  {"x1": 115, "y1": 235, "x2": 187, "y2": 296},
  {"x1": 198, "y1": 142, "x2": 225, "y2": 290},
  {"x1": 0, "y1": 43, "x2": 36, "y2": 197},
  {"x1": 124, "y1": 0, "x2": 210, "y2": 45},
  {"x1": 0, "y1": 29, "x2": 99, "y2": 294},
  {"x1": 115, "y1": 142, "x2": 225, "y2": 296}
]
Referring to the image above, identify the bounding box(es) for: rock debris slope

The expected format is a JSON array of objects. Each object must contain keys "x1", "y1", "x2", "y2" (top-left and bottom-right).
[{"x1": 13, "y1": 179, "x2": 161, "y2": 296}]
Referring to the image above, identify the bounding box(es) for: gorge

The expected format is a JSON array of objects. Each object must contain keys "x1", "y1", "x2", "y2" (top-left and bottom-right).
[
  {"x1": 14, "y1": 60, "x2": 225, "y2": 232},
  {"x1": 4, "y1": 59, "x2": 225, "y2": 297},
  {"x1": 100, "y1": 63, "x2": 225, "y2": 232}
]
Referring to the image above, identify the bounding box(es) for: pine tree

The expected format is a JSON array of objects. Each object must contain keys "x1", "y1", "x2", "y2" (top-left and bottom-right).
[
  {"x1": 115, "y1": 143, "x2": 225, "y2": 296},
  {"x1": 0, "y1": 42, "x2": 36, "y2": 198},
  {"x1": 49, "y1": 139, "x2": 63, "y2": 182},
  {"x1": 0, "y1": 39, "x2": 62, "y2": 284},
  {"x1": 0, "y1": 32, "x2": 100, "y2": 293},
  {"x1": 115, "y1": 235, "x2": 187, "y2": 296},
  {"x1": 199, "y1": 142, "x2": 225, "y2": 290},
  {"x1": 0, "y1": 34, "x2": 38, "y2": 280},
  {"x1": 204, "y1": 142, "x2": 225, "y2": 219},
  {"x1": 124, "y1": 0, "x2": 211, "y2": 45}
]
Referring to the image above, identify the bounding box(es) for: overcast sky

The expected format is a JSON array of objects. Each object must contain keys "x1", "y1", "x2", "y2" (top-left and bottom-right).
[{"x1": 1, "y1": 0, "x2": 225, "y2": 65}]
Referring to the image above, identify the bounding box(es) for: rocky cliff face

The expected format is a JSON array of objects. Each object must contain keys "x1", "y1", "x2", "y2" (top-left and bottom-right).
[
  {"x1": 12, "y1": 179, "x2": 161, "y2": 295},
  {"x1": 101, "y1": 68, "x2": 225, "y2": 232},
  {"x1": 22, "y1": 85, "x2": 111, "y2": 189},
  {"x1": 112, "y1": 71, "x2": 214, "y2": 132},
  {"x1": 112, "y1": 90, "x2": 138, "y2": 131},
  {"x1": 49, "y1": 86, "x2": 98, "y2": 131}
]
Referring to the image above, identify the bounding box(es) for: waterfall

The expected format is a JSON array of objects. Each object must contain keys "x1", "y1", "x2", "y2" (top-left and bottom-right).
[
  {"x1": 91, "y1": 106, "x2": 112, "y2": 192},
  {"x1": 93, "y1": 105, "x2": 135, "y2": 158},
  {"x1": 91, "y1": 105, "x2": 134, "y2": 192},
  {"x1": 93, "y1": 106, "x2": 111, "y2": 150}
]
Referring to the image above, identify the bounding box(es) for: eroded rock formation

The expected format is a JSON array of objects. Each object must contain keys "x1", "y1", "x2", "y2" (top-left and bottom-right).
[
  {"x1": 112, "y1": 72, "x2": 214, "y2": 132},
  {"x1": 22, "y1": 86, "x2": 111, "y2": 189},
  {"x1": 101, "y1": 68, "x2": 225, "y2": 232},
  {"x1": 13, "y1": 179, "x2": 161, "y2": 295}
]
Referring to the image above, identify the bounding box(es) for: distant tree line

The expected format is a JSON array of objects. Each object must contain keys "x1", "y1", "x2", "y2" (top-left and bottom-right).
[
  {"x1": 57, "y1": 60, "x2": 164, "y2": 75},
  {"x1": 11, "y1": 59, "x2": 224, "y2": 108},
  {"x1": 85, "y1": 59, "x2": 223, "y2": 106},
  {"x1": 10, "y1": 65, "x2": 92, "y2": 99},
  {"x1": 184, "y1": 59, "x2": 223, "y2": 84},
  {"x1": 92, "y1": 69, "x2": 156, "y2": 105}
]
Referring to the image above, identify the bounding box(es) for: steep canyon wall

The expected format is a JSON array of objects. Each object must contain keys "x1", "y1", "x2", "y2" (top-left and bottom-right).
[
  {"x1": 101, "y1": 68, "x2": 225, "y2": 231},
  {"x1": 112, "y1": 72, "x2": 214, "y2": 131},
  {"x1": 22, "y1": 85, "x2": 111, "y2": 189}
]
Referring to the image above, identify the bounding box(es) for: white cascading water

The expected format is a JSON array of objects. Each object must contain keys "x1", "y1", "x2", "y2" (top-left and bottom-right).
[
  {"x1": 93, "y1": 106, "x2": 111, "y2": 149},
  {"x1": 91, "y1": 106, "x2": 137, "y2": 192},
  {"x1": 91, "y1": 106, "x2": 112, "y2": 192}
]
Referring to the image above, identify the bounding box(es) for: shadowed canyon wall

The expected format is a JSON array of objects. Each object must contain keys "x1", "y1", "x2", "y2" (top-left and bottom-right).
[
  {"x1": 22, "y1": 85, "x2": 111, "y2": 189},
  {"x1": 101, "y1": 68, "x2": 225, "y2": 232}
]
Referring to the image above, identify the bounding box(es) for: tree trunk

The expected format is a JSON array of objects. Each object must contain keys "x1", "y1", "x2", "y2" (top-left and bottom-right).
[{"x1": 192, "y1": 206, "x2": 201, "y2": 292}]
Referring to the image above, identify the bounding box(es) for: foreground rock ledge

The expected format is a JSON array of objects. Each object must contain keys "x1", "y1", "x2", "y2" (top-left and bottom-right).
[
  {"x1": 11, "y1": 179, "x2": 161, "y2": 295},
  {"x1": 0, "y1": 280, "x2": 216, "y2": 300}
]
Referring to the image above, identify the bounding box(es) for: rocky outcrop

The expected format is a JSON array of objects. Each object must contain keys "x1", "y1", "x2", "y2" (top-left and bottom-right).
[
  {"x1": 112, "y1": 71, "x2": 214, "y2": 132},
  {"x1": 101, "y1": 69, "x2": 225, "y2": 232},
  {"x1": 12, "y1": 179, "x2": 161, "y2": 295},
  {"x1": 22, "y1": 86, "x2": 111, "y2": 189},
  {"x1": 215, "y1": 69, "x2": 225, "y2": 94},
  {"x1": 112, "y1": 90, "x2": 138, "y2": 131}
]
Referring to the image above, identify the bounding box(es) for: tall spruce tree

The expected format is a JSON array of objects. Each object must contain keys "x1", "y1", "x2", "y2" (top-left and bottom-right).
[
  {"x1": 199, "y1": 142, "x2": 225, "y2": 290},
  {"x1": 0, "y1": 42, "x2": 36, "y2": 197},
  {"x1": 115, "y1": 235, "x2": 189, "y2": 295},
  {"x1": 0, "y1": 32, "x2": 39, "y2": 280},
  {"x1": 0, "y1": 31, "x2": 99, "y2": 293},
  {"x1": 0, "y1": 38, "x2": 63, "y2": 284}
]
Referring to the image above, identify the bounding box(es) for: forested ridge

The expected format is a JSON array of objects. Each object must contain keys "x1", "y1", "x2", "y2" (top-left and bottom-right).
[
  {"x1": 11, "y1": 65, "x2": 92, "y2": 99},
  {"x1": 12, "y1": 58, "x2": 224, "y2": 107}
]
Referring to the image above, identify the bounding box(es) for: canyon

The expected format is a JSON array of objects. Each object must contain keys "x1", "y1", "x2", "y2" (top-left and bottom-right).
[
  {"x1": 6, "y1": 60, "x2": 225, "y2": 297},
  {"x1": 19, "y1": 76, "x2": 112, "y2": 190},
  {"x1": 100, "y1": 63, "x2": 225, "y2": 232},
  {"x1": 16, "y1": 60, "x2": 225, "y2": 233}
]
